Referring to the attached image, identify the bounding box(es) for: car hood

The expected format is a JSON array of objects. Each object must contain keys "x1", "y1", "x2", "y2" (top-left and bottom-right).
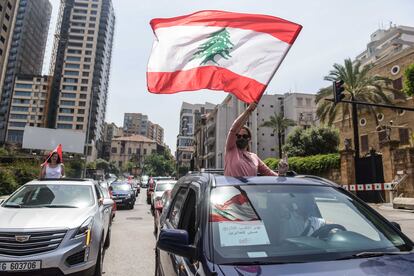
[
  {"x1": 218, "y1": 254, "x2": 414, "y2": 276},
  {"x1": 0, "y1": 206, "x2": 95, "y2": 230}
]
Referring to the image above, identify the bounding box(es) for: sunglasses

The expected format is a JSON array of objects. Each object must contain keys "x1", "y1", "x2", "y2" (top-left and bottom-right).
[{"x1": 236, "y1": 134, "x2": 250, "y2": 139}]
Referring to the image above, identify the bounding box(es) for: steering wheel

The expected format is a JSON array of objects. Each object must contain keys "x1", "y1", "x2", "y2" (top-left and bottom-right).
[{"x1": 311, "y1": 224, "x2": 347, "y2": 239}]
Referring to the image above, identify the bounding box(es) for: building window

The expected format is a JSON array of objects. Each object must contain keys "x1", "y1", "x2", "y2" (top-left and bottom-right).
[
  {"x1": 78, "y1": 109, "x2": 85, "y2": 114},
  {"x1": 378, "y1": 130, "x2": 387, "y2": 143},
  {"x1": 14, "y1": 91, "x2": 31, "y2": 97},
  {"x1": 128, "y1": 148, "x2": 131, "y2": 154},
  {"x1": 63, "y1": 78, "x2": 78, "y2": 83},
  {"x1": 392, "y1": 78, "x2": 403, "y2": 90},
  {"x1": 144, "y1": 149, "x2": 147, "y2": 155},
  {"x1": 62, "y1": 85, "x2": 77, "y2": 91},
  {"x1": 57, "y1": 124, "x2": 72, "y2": 129},
  {"x1": 80, "y1": 86, "x2": 88, "y2": 91},
  {"x1": 79, "y1": 101, "x2": 86, "y2": 106},
  {"x1": 61, "y1": 93, "x2": 76, "y2": 98},
  {"x1": 9, "y1": 122, "x2": 26, "y2": 128},
  {"x1": 11, "y1": 106, "x2": 29, "y2": 112},
  {"x1": 111, "y1": 147, "x2": 117, "y2": 154},
  {"x1": 60, "y1": 100, "x2": 75, "y2": 106},
  {"x1": 76, "y1": 125, "x2": 83, "y2": 130},
  {"x1": 65, "y1": 70, "x2": 79, "y2": 76},
  {"x1": 60, "y1": 108, "x2": 74, "y2": 114},
  {"x1": 68, "y1": 49, "x2": 82, "y2": 54},
  {"x1": 82, "y1": 72, "x2": 89, "y2": 77},
  {"x1": 399, "y1": 128, "x2": 410, "y2": 145},
  {"x1": 66, "y1": 63, "x2": 80, "y2": 69},
  {"x1": 361, "y1": 135, "x2": 369, "y2": 152},
  {"x1": 77, "y1": 117, "x2": 84, "y2": 122},
  {"x1": 58, "y1": 116, "x2": 73, "y2": 122},
  {"x1": 81, "y1": 79, "x2": 88, "y2": 84},
  {"x1": 66, "y1": 56, "x2": 81, "y2": 62},
  {"x1": 80, "y1": 94, "x2": 87, "y2": 99},
  {"x1": 15, "y1": 83, "x2": 32, "y2": 89}
]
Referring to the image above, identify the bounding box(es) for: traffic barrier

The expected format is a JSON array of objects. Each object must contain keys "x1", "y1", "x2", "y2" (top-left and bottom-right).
[{"x1": 342, "y1": 183, "x2": 395, "y2": 191}]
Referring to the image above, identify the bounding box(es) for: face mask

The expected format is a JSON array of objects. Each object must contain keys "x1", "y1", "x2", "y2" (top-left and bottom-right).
[{"x1": 236, "y1": 138, "x2": 249, "y2": 149}]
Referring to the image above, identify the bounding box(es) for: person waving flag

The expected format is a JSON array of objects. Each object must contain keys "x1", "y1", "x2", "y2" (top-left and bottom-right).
[{"x1": 147, "y1": 10, "x2": 302, "y2": 103}]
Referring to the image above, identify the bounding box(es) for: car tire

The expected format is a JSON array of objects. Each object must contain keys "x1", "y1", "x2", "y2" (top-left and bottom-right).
[
  {"x1": 93, "y1": 240, "x2": 105, "y2": 276},
  {"x1": 104, "y1": 228, "x2": 111, "y2": 249},
  {"x1": 129, "y1": 203, "x2": 134, "y2": 210}
]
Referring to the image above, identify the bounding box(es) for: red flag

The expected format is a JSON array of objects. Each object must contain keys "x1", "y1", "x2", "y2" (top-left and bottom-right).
[{"x1": 42, "y1": 144, "x2": 63, "y2": 166}]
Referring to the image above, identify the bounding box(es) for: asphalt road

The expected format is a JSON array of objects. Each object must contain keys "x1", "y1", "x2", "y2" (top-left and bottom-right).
[{"x1": 103, "y1": 189, "x2": 155, "y2": 276}]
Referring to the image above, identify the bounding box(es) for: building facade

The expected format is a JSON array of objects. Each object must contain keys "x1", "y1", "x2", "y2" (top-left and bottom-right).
[
  {"x1": 48, "y1": 0, "x2": 115, "y2": 161},
  {"x1": 110, "y1": 135, "x2": 157, "y2": 169},
  {"x1": 0, "y1": 0, "x2": 52, "y2": 142},
  {"x1": 6, "y1": 75, "x2": 51, "y2": 142},
  {"x1": 101, "y1": 121, "x2": 122, "y2": 159},
  {"x1": 123, "y1": 113, "x2": 149, "y2": 136},
  {"x1": 176, "y1": 102, "x2": 215, "y2": 169},
  {"x1": 147, "y1": 122, "x2": 164, "y2": 145},
  {"x1": 356, "y1": 25, "x2": 414, "y2": 67}
]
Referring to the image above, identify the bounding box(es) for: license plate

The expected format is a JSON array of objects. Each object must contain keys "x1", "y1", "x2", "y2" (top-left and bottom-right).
[
  {"x1": 115, "y1": 199, "x2": 123, "y2": 203},
  {"x1": 0, "y1": 261, "x2": 41, "y2": 272}
]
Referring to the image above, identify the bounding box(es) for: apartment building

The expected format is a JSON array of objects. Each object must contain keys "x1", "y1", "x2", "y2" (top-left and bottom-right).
[
  {"x1": 6, "y1": 75, "x2": 51, "y2": 142},
  {"x1": 48, "y1": 0, "x2": 115, "y2": 161},
  {"x1": 147, "y1": 122, "x2": 164, "y2": 145},
  {"x1": 356, "y1": 25, "x2": 414, "y2": 67},
  {"x1": 176, "y1": 102, "x2": 215, "y2": 169},
  {"x1": 123, "y1": 113, "x2": 149, "y2": 136},
  {"x1": 0, "y1": 0, "x2": 52, "y2": 142}
]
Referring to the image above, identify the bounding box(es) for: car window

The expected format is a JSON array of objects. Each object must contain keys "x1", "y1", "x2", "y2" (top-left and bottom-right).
[
  {"x1": 179, "y1": 188, "x2": 197, "y2": 244},
  {"x1": 168, "y1": 187, "x2": 188, "y2": 228},
  {"x1": 209, "y1": 185, "x2": 412, "y2": 264}
]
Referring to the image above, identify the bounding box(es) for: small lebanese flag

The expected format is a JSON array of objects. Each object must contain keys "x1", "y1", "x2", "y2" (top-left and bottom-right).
[
  {"x1": 42, "y1": 144, "x2": 63, "y2": 166},
  {"x1": 147, "y1": 10, "x2": 302, "y2": 103}
]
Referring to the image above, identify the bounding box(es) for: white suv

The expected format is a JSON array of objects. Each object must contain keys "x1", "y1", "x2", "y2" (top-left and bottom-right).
[{"x1": 0, "y1": 179, "x2": 113, "y2": 275}]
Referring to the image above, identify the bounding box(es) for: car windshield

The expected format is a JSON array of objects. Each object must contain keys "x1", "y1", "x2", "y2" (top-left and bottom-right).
[
  {"x1": 155, "y1": 183, "x2": 175, "y2": 192},
  {"x1": 209, "y1": 185, "x2": 412, "y2": 264},
  {"x1": 3, "y1": 184, "x2": 94, "y2": 208},
  {"x1": 111, "y1": 183, "x2": 131, "y2": 191}
]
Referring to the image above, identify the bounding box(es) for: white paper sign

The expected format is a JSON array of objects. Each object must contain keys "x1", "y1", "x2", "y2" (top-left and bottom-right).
[{"x1": 218, "y1": 221, "x2": 270, "y2": 247}]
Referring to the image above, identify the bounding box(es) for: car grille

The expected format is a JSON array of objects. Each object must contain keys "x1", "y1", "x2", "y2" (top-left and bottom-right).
[
  {"x1": 0, "y1": 229, "x2": 67, "y2": 256},
  {"x1": 66, "y1": 249, "x2": 85, "y2": 266}
]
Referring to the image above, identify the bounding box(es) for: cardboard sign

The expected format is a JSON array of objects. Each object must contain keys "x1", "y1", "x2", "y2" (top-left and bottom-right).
[{"x1": 218, "y1": 221, "x2": 270, "y2": 247}]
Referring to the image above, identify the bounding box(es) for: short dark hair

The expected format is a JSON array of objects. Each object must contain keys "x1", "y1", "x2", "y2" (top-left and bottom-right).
[{"x1": 241, "y1": 126, "x2": 252, "y2": 139}]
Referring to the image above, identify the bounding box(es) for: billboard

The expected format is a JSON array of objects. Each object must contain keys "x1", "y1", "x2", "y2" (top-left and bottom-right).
[{"x1": 22, "y1": 126, "x2": 86, "y2": 154}]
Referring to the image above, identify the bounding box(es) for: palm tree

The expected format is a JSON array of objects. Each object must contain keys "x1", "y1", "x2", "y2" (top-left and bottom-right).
[
  {"x1": 260, "y1": 113, "x2": 296, "y2": 158},
  {"x1": 316, "y1": 58, "x2": 405, "y2": 126}
]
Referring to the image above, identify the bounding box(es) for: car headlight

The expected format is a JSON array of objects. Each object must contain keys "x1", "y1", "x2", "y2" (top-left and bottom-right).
[
  {"x1": 126, "y1": 194, "x2": 131, "y2": 199},
  {"x1": 72, "y1": 217, "x2": 93, "y2": 246}
]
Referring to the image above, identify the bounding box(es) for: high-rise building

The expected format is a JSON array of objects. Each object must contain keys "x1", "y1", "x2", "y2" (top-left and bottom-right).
[
  {"x1": 6, "y1": 75, "x2": 51, "y2": 142},
  {"x1": 176, "y1": 102, "x2": 216, "y2": 169},
  {"x1": 48, "y1": 0, "x2": 115, "y2": 160},
  {"x1": 0, "y1": 0, "x2": 52, "y2": 142},
  {"x1": 147, "y1": 122, "x2": 164, "y2": 145},
  {"x1": 123, "y1": 113, "x2": 149, "y2": 136},
  {"x1": 0, "y1": 0, "x2": 18, "y2": 89}
]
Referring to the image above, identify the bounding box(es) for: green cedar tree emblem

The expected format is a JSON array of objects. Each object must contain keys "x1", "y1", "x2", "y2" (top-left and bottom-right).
[{"x1": 191, "y1": 28, "x2": 234, "y2": 65}]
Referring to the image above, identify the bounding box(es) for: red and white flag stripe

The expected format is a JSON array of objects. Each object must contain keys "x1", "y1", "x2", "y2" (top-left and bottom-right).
[{"x1": 147, "y1": 10, "x2": 302, "y2": 103}]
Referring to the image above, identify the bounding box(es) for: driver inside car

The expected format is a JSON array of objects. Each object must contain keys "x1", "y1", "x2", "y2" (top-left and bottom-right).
[{"x1": 279, "y1": 195, "x2": 326, "y2": 239}]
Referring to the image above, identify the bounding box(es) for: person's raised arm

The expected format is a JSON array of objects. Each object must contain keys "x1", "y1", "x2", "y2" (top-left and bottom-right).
[
  {"x1": 39, "y1": 164, "x2": 46, "y2": 179},
  {"x1": 258, "y1": 158, "x2": 278, "y2": 176},
  {"x1": 225, "y1": 102, "x2": 257, "y2": 151}
]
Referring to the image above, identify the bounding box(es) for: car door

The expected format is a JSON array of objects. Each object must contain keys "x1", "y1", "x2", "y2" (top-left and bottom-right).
[
  {"x1": 95, "y1": 185, "x2": 110, "y2": 238},
  {"x1": 159, "y1": 184, "x2": 200, "y2": 276},
  {"x1": 159, "y1": 186, "x2": 189, "y2": 276}
]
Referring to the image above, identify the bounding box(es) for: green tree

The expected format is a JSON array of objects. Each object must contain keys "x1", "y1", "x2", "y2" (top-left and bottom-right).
[
  {"x1": 0, "y1": 147, "x2": 8, "y2": 156},
  {"x1": 96, "y1": 159, "x2": 110, "y2": 172},
  {"x1": 316, "y1": 58, "x2": 405, "y2": 126},
  {"x1": 260, "y1": 112, "x2": 296, "y2": 158},
  {"x1": 283, "y1": 127, "x2": 339, "y2": 157},
  {"x1": 192, "y1": 28, "x2": 234, "y2": 65},
  {"x1": 0, "y1": 169, "x2": 18, "y2": 195},
  {"x1": 143, "y1": 153, "x2": 174, "y2": 177},
  {"x1": 403, "y1": 63, "x2": 414, "y2": 96},
  {"x1": 86, "y1": 161, "x2": 96, "y2": 170}
]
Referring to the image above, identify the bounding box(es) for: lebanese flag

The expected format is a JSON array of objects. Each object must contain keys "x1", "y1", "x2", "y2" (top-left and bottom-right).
[
  {"x1": 42, "y1": 144, "x2": 63, "y2": 166},
  {"x1": 147, "y1": 10, "x2": 302, "y2": 103},
  {"x1": 210, "y1": 193, "x2": 259, "y2": 222}
]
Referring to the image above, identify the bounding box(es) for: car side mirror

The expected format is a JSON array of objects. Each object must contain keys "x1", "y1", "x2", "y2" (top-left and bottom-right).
[
  {"x1": 157, "y1": 229, "x2": 197, "y2": 260},
  {"x1": 0, "y1": 199, "x2": 4, "y2": 205},
  {"x1": 391, "y1": 221, "x2": 402, "y2": 231},
  {"x1": 103, "y1": 198, "x2": 114, "y2": 208}
]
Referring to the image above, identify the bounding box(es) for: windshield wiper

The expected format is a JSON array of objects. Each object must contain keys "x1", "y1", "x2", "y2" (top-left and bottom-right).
[
  {"x1": 41, "y1": 205, "x2": 78, "y2": 208},
  {"x1": 222, "y1": 260, "x2": 305, "y2": 266},
  {"x1": 337, "y1": 251, "x2": 412, "y2": 260},
  {"x1": 3, "y1": 203, "x2": 22, "y2": 208}
]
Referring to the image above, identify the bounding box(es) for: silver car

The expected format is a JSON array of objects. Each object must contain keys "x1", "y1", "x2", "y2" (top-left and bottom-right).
[{"x1": 0, "y1": 179, "x2": 113, "y2": 275}]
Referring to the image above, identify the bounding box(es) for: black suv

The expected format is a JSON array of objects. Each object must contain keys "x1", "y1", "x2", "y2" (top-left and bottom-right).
[{"x1": 155, "y1": 173, "x2": 413, "y2": 276}]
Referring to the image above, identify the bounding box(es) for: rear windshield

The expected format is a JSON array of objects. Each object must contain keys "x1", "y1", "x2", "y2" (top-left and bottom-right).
[
  {"x1": 155, "y1": 183, "x2": 175, "y2": 192},
  {"x1": 111, "y1": 183, "x2": 131, "y2": 191},
  {"x1": 209, "y1": 185, "x2": 412, "y2": 264}
]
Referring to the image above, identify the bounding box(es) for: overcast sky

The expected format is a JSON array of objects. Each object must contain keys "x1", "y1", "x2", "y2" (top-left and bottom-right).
[{"x1": 45, "y1": 0, "x2": 414, "y2": 153}]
